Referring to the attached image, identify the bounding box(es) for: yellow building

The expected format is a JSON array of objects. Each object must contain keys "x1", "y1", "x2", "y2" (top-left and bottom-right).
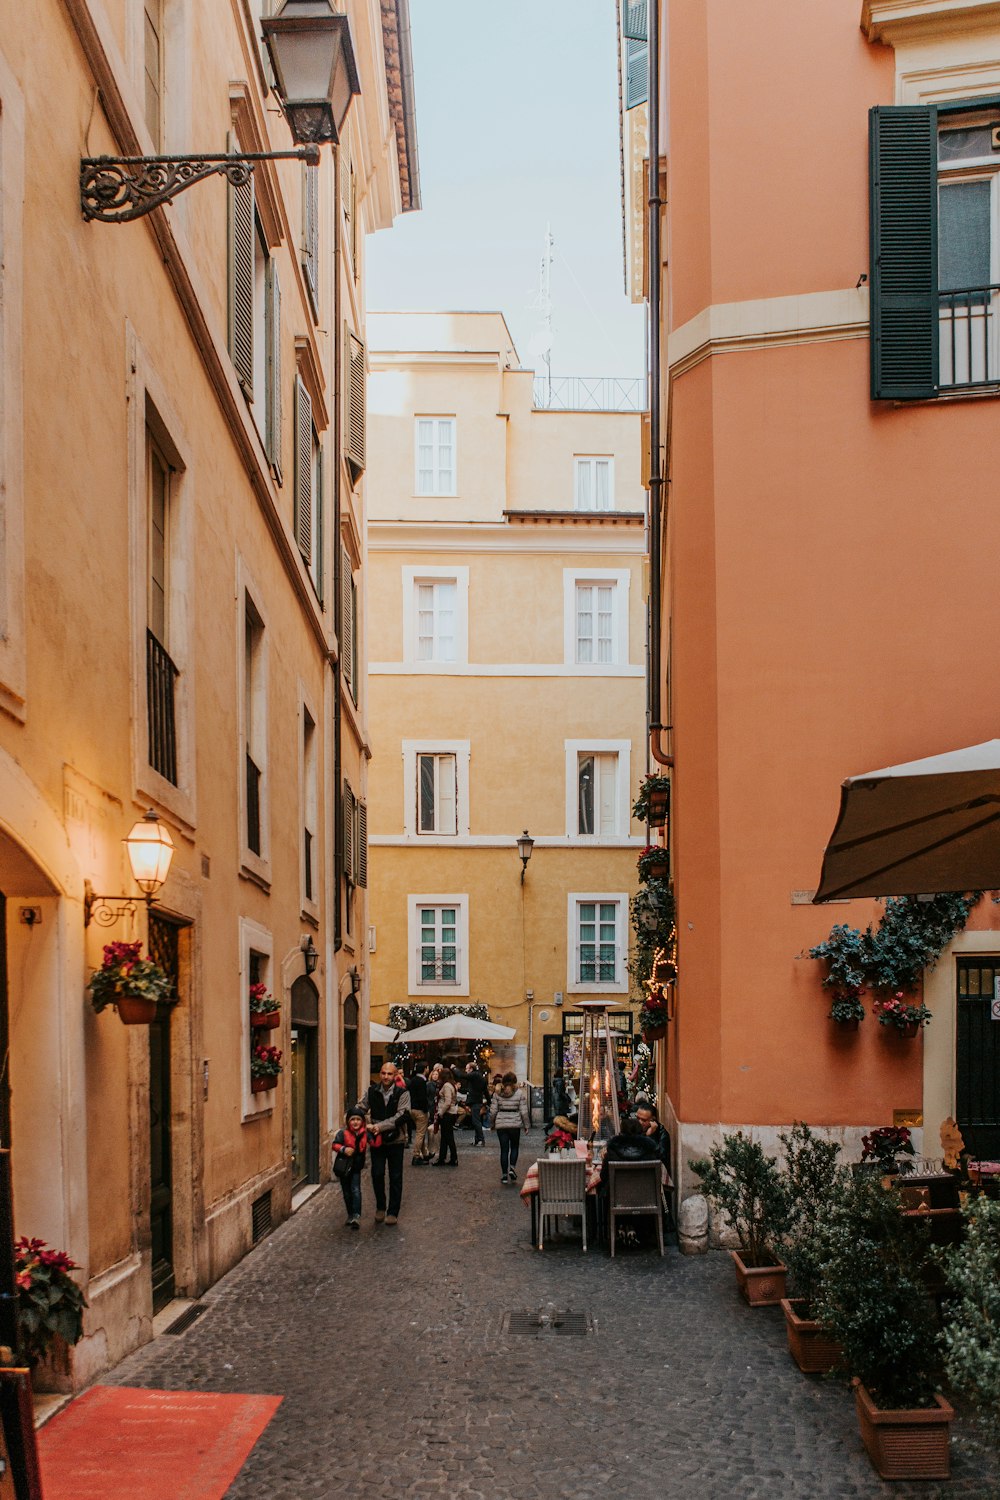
[
  {"x1": 366, "y1": 312, "x2": 646, "y2": 1106},
  {"x1": 0, "y1": 0, "x2": 416, "y2": 1384}
]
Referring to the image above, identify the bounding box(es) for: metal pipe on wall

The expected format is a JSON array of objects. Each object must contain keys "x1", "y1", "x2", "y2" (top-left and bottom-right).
[{"x1": 647, "y1": 0, "x2": 671, "y2": 772}]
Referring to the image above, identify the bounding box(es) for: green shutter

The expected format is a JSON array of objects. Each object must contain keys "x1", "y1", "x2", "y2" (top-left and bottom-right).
[
  {"x1": 623, "y1": 1, "x2": 647, "y2": 41},
  {"x1": 869, "y1": 105, "x2": 939, "y2": 400},
  {"x1": 265, "y1": 260, "x2": 281, "y2": 476},
  {"x1": 625, "y1": 36, "x2": 648, "y2": 110}
]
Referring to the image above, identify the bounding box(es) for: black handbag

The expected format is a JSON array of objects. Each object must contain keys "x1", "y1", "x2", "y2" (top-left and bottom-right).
[{"x1": 333, "y1": 1150, "x2": 354, "y2": 1181}]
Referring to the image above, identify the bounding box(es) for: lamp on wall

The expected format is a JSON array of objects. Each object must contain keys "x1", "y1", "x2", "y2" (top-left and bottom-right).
[
  {"x1": 80, "y1": 1, "x2": 360, "y2": 223},
  {"x1": 301, "y1": 934, "x2": 319, "y2": 975},
  {"x1": 516, "y1": 830, "x2": 535, "y2": 884},
  {"x1": 84, "y1": 810, "x2": 175, "y2": 927}
]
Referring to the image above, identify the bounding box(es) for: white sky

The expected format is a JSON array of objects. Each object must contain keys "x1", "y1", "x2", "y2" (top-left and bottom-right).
[{"x1": 365, "y1": 0, "x2": 646, "y2": 378}]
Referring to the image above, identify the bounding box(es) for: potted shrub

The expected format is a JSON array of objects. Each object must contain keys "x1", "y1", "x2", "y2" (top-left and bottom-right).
[
  {"x1": 828, "y1": 988, "x2": 865, "y2": 1032},
  {"x1": 637, "y1": 844, "x2": 669, "y2": 881},
  {"x1": 777, "y1": 1123, "x2": 845, "y2": 1373},
  {"x1": 15, "y1": 1237, "x2": 86, "y2": 1392},
  {"x1": 690, "y1": 1132, "x2": 791, "y2": 1305},
  {"x1": 812, "y1": 1172, "x2": 951, "y2": 1480},
  {"x1": 874, "y1": 991, "x2": 931, "y2": 1038},
  {"x1": 88, "y1": 940, "x2": 172, "y2": 1025},
  {"x1": 939, "y1": 1196, "x2": 1000, "y2": 1440},
  {"x1": 249, "y1": 981, "x2": 280, "y2": 1030},
  {"x1": 632, "y1": 774, "x2": 670, "y2": 828},
  {"x1": 251, "y1": 1044, "x2": 282, "y2": 1094}
]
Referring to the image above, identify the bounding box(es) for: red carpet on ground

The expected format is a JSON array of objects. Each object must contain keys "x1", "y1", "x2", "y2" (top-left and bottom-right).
[{"x1": 38, "y1": 1385, "x2": 282, "y2": 1499}]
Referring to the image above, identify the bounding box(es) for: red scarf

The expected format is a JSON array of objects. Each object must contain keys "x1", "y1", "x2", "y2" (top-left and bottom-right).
[{"x1": 339, "y1": 1126, "x2": 369, "y2": 1154}]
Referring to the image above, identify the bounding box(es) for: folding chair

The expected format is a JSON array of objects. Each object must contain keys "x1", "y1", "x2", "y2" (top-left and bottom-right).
[
  {"x1": 607, "y1": 1162, "x2": 664, "y2": 1257},
  {"x1": 537, "y1": 1159, "x2": 588, "y2": 1252}
]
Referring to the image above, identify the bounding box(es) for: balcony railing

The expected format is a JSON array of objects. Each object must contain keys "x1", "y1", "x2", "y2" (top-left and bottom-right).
[
  {"x1": 939, "y1": 285, "x2": 1000, "y2": 389},
  {"x1": 533, "y1": 375, "x2": 648, "y2": 413},
  {"x1": 576, "y1": 943, "x2": 620, "y2": 985},
  {"x1": 146, "y1": 629, "x2": 179, "y2": 786},
  {"x1": 417, "y1": 946, "x2": 461, "y2": 985},
  {"x1": 246, "y1": 750, "x2": 262, "y2": 856}
]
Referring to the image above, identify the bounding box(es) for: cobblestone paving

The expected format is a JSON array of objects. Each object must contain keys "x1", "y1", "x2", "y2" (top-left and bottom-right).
[{"x1": 106, "y1": 1130, "x2": 999, "y2": 1499}]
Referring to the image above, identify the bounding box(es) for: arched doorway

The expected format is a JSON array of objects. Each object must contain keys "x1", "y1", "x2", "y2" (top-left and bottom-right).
[{"x1": 290, "y1": 976, "x2": 319, "y2": 1189}]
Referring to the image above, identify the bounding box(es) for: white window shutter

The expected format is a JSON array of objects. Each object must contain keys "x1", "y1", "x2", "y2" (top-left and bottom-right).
[
  {"x1": 229, "y1": 144, "x2": 255, "y2": 395},
  {"x1": 438, "y1": 756, "x2": 457, "y2": 836},
  {"x1": 265, "y1": 261, "x2": 282, "y2": 474},
  {"x1": 598, "y1": 754, "x2": 617, "y2": 835},
  {"x1": 294, "y1": 377, "x2": 312, "y2": 564}
]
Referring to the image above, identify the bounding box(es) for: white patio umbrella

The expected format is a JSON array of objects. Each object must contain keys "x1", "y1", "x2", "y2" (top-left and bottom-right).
[
  {"x1": 814, "y1": 739, "x2": 1000, "y2": 902},
  {"x1": 397, "y1": 1014, "x2": 516, "y2": 1042},
  {"x1": 369, "y1": 1021, "x2": 400, "y2": 1042}
]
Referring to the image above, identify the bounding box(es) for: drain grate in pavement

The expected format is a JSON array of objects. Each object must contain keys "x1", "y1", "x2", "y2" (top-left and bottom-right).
[
  {"x1": 504, "y1": 1309, "x2": 592, "y2": 1337},
  {"x1": 162, "y1": 1304, "x2": 207, "y2": 1336}
]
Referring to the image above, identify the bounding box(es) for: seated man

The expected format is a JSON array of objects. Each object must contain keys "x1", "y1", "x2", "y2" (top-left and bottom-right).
[
  {"x1": 635, "y1": 1102, "x2": 672, "y2": 1172},
  {"x1": 599, "y1": 1116, "x2": 662, "y2": 1186}
]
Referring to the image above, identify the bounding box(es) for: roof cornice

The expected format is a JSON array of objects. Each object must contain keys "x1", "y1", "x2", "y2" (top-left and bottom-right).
[
  {"x1": 381, "y1": 0, "x2": 421, "y2": 211},
  {"x1": 862, "y1": 0, "x2": 1000, "y2": 42}
]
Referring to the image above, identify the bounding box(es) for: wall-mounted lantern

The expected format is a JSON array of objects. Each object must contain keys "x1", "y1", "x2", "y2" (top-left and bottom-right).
[
  {"x1": 516, "y1": 829, "x2": 534, "y2": 884},
  {"x1": 301, "y1": 934, "x2": 320, "y2": 975},
  {"x1": 84, "y1": 810, "x2": 175, "y2": 927}
]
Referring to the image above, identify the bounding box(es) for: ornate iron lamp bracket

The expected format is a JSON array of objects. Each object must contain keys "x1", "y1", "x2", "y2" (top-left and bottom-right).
[
  {"x1": 83, "y1": 880, "x2": 155, "y2": 929},
  {"x1": 80, "y1": 147, "x2": 320, "y2": 224}
]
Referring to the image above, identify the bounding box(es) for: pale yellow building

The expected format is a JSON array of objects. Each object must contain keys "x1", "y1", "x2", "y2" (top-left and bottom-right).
[
  {"x1": 366, "y1": 312, "x2": 646, "y2": 1106},
  {"x1": 0, "y1": 0, "x2": 416, "y2": 1384}
]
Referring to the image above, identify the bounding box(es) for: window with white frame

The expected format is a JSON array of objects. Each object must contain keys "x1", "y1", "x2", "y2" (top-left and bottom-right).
[
  {"x1": 407, "y1": 895, "x2": 470, "y2": 995},
  {"x1": 415, "y1": 417, "x2": 456, "y2": 496},
  {"x1": 574, "y1": 456, "x2": 614, "y2": 511},
  {"x1": 565, "y1": 741, "x2": 631, "y2": 838},
  {"x1": 563, "y1": 570, "x2": 629, "y2": 668},
  {"x1": 416, "y1": 581, "x2": 455, "y2": 661},
  {"x1": 403, "y1": 567, "x2": 469, "y2": 666},
  {"x1": 402, "y1": 741, "x2": 470, "y2": 837},
  {"x1": 568, "y1": 894, "x2": 627, "y2": 992},
  {"x1": 418, "y1": 753, "x2": 457, "y2": 835},
  {"x1": 240, "y1": 917, "x2": 274, "y2": 1118}
]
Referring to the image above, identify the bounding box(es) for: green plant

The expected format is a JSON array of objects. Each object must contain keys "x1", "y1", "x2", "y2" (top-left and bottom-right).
[
  {"x1": 690, "y1": 1132, "x2": 791, "y2": 1266},
  {"x1": 636, "y1": 844, "x2": 669, "y2": 880},
  {"x1": 829, "y1": 989, "x2": 865, "y2": 1024},
  {"x1": 632, "y1": 774, "x2": 670, "y2": 824},
  {"x1": 249, "y1": 981, "x2": 279, "y2": 1016},
  {"x1": 250, "y1": 1044, "x2": 282, "y2": 1078},
  {"x1": 812, "y1": 1172, "x2": 938, "y2": 1409},
  {"x1": 628, "y1": 876, "x2": 675, "y2": 999},
  {"x1": 939, "y1": 1196, "x2": 1000, "y2": 1436},
  {"x1": 874, "y1": 993, "x2": 931, "y2": 1032},
  {"x1": 88, "y1": 941, "x2": 173, "y2": 1015},
  {"x1": 15, "y1": 1238, "x2": 86, "y2": 1366},
  {"x1": 779, "y1": 1122, "x2": 844, "y2": 1307},
  {"x1": 861, "y1": 1125, "x2": 915, "y2": 1172}
]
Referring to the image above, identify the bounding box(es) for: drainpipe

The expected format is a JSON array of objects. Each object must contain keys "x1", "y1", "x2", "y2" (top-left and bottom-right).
[
  {"x1": 647, "y1": 0, "x2": 670, "y2": 772},
  {"x1": 333, "y1": 145, "x2": 343, "y2": 955}
]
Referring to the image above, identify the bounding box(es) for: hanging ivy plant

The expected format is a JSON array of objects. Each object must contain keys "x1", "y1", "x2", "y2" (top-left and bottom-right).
[
  {"x1": 808, "y1": 893, "x2": 979, "y2": 1022},
  {"x1": 629, "y1": 876, "x2": 676, "y2": 999}
]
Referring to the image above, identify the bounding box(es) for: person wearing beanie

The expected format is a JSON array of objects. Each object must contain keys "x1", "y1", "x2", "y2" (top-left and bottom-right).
[{"x1": 332, "y1": 1109, "x2": 369, "y2": 1229}]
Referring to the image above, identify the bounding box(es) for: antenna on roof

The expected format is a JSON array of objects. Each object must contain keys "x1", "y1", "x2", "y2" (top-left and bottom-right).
[{"x1": 529, "y1": 224, "x2": 555, "y2": 405}]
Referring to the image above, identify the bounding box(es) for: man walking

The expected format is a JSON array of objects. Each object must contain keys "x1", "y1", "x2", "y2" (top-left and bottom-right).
[
  {"x1": 362, "y1": 1061, "x2": 411, "y2": 1224},
  {"x1": 462, "y1": 1062, "x2": 488, "y2": 1147},
  {"x1": 407, "y1": 1061, "x2": 432, "y2": 1165}
]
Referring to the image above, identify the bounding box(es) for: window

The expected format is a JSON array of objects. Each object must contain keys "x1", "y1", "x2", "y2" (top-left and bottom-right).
[
  {"x1": 574, "y1": 457, "x2": 614, "y2": 511},
  {"x1": 302, "y1": 705, "x2": 317, "y2": 912},
  {"x1": 415, "y1": 417, "x2": 456, "y2": 496},
  {"x1": 871, "y1": 100, "x2": 1000, "y2": 397},
  {"x1": 402, "y1": 741, "x2": 471, "y2": 837},
  {"x1": 229, "y1": 150, "x2": 281, "y2": 463},
  {"x1": 303, "y1": 162, "x2": 319, "y2": 315},
  {"x1": 341, "y1": 546, "x2": 358, "y2": 701},
  {"x1": 623, "y1": 1, "x2": 647, "y2": 111},
  {"x1": 407, "y1": 896, "x2": 469, "y2": 995},
  {"x1": 417, "y1": 580, "x2": 455, "y2": 661},
  {"x1": 294, "y1": 378, "x2": 323, "y2": 599},
  {"x1": 340, "y1": 778, "x2": 367, "y2": 945},
  {"x1": 242, "y1": 591, "x2": 268, "y2": 870},
  {"x1": 568, "y1": 894, "x2": 627, "y2": 993},
  {"x1": 341, "y1": 137, "x2": 358, "y2": 280},
  {"x1": 144, "y1": 0, "x2": 163, "y2": 148},
  {"x1": 240, "y1": 918, "x2": 274, "y2": 1118},
  {"x1": 565, "y1": 741, "x2": 631, "y2": 838},
  {"x1": 563, "y1": 570, "x2": 629, "y2": 669},
  {"x1": 403, "y1": 567, "x2": 469, "y2": 666},
  {"x1": 146, "y1": 427, "x2": 179, "y2": 785}
]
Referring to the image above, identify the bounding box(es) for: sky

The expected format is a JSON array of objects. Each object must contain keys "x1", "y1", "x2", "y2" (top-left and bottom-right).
[{"x1": 365, "y1": 0, "x2": 646, "y2": 379}]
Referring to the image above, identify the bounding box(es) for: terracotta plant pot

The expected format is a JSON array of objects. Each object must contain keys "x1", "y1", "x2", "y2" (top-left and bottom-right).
[
  {"x1": 115, "y1": 994, "x2": 157, "y2": 1025},
  {"x1": 251, "y1": 1074, "x2": 277, "y2": 1094},
  {"x1": 643, "y1": 1024, "x2": 667, "y2": 1043},
  {"x1": 833, "y1": 1017, "x2": 860, "y2": 1033},
  {"x1": 780, "y1": 1299, "x2": 843, "y2": 1374},
  {"x1": 647, "y1": 792, "x2": 669, "y2": 827},
  {"x1": 250, "y1": 1010, "x2": 280, "y2": 1030},
  {"x1": 900, "y1": 1020, "x2": 920, "y2": 1039},
  {"x1": 731, "y1": 1248, "x2": 787, "y2": 1306},
  {"x1": 645, "y1": 861, "x2": 669, "y2": 879},
  {"x1": 852, "y1": 1379, "x2": 953, "y2": 1481}
]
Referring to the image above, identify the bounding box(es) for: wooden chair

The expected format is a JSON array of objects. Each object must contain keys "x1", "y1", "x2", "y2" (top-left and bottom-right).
[
  {"x1": 607, "y1": 1162, "x2": 664, "y2": 1257},
  {"x1": 537, "y1": 1159, "x2": 588, "y2": 1252}
]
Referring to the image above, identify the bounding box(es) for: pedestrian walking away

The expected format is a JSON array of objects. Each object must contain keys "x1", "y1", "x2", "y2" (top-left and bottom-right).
[
  {"x1": 331, "y1": 1109, "x2": 369, "y2": 1228},
  {"x1": 408, "y1": 1061, "x2": 432, "y2": 1164},
  {"x1": 461, "y1": 1061, "x2": 488, "y2": 1146},
  {"x1": 431, "y1": 1066, "x2": 460, "y2": 1166},
  {"x1": 490, "y1": 1070, "x2": 530, "y2": 1183},
  {"x1": 362, "y1": 1061, "x2": 411, "y2": 1223}
]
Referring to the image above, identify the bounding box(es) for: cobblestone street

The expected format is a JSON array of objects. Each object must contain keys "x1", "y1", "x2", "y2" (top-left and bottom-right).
[{"x1": 104, "y1": 1132, "x2": 999, "y2": 1500}]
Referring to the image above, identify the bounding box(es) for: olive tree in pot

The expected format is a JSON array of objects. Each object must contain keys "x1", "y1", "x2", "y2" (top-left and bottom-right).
[
  {"x1": 938, "y1": 1195, "x2": 1000, "y2": 1442},
  {"x1": 811, "y1": 1172, "x2": 951, "y2": 1481},
  {"x1": 690, "y1": 1132, "x2": 791, "y2": 1305},
  {"x1": 777, "y1": 1123, "x2": 846, "y2": 1373}
]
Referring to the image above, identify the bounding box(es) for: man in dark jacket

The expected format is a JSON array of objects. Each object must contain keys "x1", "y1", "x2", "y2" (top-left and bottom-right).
[
  {"x1": 407, "y1": 1062, "x2": 432, "y2": 1165},
  {"x1": 599, "y1": 1116, "x2": 662, "y2": 1186},
  {"x1": 361, "y1": 1062, "x2": 411, "y2": 1224},
  {"x1": 635, "y1": 1103, "x2": 672, "y2": 1171},
  {"x1": 461, "y1": 1063, "x2": 488, "y2": 1147}
]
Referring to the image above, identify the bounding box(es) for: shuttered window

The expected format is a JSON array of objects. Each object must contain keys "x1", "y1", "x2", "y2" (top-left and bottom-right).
[
  {"x1": 343, "y1": 781, "x2": 356, "y2": 885},
  {"x1": 869, "y1": 105, "x2": 939, "y2": 400},
  {"x1": 624, "y1": 3, "x2": 647, "y2": 113},
  {"x1": 340, "y1": 545, "x2": 356, "y2": 699},
  {"x1": 265, "y1": 261, "x2": 282, "y2": 475},
  {"x1": 345, "y1": 330, "x2": 366, "y2": 477},
  {"x1": 341, "y1": 140, "x2": 358, "y2": 279},
  {"x1": 229, "y1": 148, "x2": 255, "y2": 395},
  {"x1": 294, "y1": 377, "x2": 312, "y2": 565},
  {"x1": 144, "y1": 0, "x2": 164, "y2": 148},
  {"x1": 356, "y1": 801, "x2": 367, "y2": 888},
  {"x1": 303, "y1": 163, "x2": 319, "y2": 314}
]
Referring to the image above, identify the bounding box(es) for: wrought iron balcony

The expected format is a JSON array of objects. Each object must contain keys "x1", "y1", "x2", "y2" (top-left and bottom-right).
[
  {"x1": 939, "y1": 284, "x2": 1000, "y2": 389},
  {"x1": 146, "y1": 629, "x2": 179, "y2": 786}
]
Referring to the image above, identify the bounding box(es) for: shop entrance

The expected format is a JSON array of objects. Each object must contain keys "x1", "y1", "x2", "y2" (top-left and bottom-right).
[
  {"x1": 956, "y1": 956, "x2": 1000, "y2": 1159},
  {"x1": 291, "y1": 977, "x2": 320, "y2": 1190}
]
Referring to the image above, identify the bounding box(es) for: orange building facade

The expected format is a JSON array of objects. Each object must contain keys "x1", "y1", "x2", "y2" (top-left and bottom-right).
[{"x1": 622, "y1": 0, "x2": 1000, "y2": 1222}]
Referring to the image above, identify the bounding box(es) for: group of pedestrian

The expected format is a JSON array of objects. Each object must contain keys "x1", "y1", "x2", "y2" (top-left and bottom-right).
[{"x1": 331, "y1": 1057, "x2": 533, "y2": 1227}]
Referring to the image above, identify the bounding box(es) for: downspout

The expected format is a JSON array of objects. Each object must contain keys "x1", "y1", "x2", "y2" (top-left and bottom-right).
[
  {"x1": 647, "y1": 0, "x2": 671, "y2": 772},
  {"x1": 333, "y1": 145, "x2": 343, "y2": 954}
]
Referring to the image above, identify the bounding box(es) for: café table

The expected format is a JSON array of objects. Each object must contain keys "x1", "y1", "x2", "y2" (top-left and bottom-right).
[{"x1": 519, "y1": 1152, "x2": 672, "y2": 1247}]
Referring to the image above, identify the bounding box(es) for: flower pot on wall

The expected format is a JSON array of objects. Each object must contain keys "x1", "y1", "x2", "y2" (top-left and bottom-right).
[
  {"x1": 780, "y1": 1299, "x2": 843, "y2": 1375},
  {"x1": 251, "y1": 1075, "x2": 277, "y2": 1095},
  {"x1": 900, "y1": 1021, "x2": 920, "y2": 1039},
  {"x1": 250, "y1": 1010, "x2": 280, "y2": 1030},
  {"x1": 647, "y1": 792, "x2": 669, "y2": 826},
  {"x1": 833, "y1": 1017, "x2": 860, "y2": 1034},
  {"x1": 116, "y1": 994, "x2": 157, "y2": 1025},
  {"x1": 731, "y1": 1248, "x2": 787, "y2": 1306},
  {"x1": 643, "y1": 1024, "x2": 667, "y2": 1043},
  {"x1": 852, "y1": 1380, "x2": 953, "y2": 1481}
]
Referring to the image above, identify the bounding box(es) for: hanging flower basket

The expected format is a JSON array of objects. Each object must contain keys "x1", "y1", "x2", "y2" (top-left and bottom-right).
[
  {"x1": 249, "y1": 982, "x2": 280, "y2": 1031},
  {"x1": 875, "y1": 992, "x2": 931, "y2": 1036},
  {"x1": 632, "y1": 775, "x2": 670, "y2": 828},
  {"x1": 250, "y1": 1009, "x2": 280, "y2": 1030},
  {"x1": 251, "y1": 1074, "x2": 276, "y2": 1095},
  {"x1": 643, "y1": 1024, "x2": 667, "y2": 1043},
  {"x1": 116, "y1": 994, "x2": 158, "y2": 1025},
  {"x1": 88, "y1": 941, "x2": 172, "y2": 1023},
  {"x1": 250, "y1": 1043, "x2": 282, "y2": 1094}
]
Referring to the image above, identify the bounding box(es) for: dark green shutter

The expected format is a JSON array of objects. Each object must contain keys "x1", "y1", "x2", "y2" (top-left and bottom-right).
[
  {"x1": 623, "y1": 1, "x2": 647, "y2": 40},
  {"x1": 625, "y1": 36, "x2": 647, "y2": 110},
  {"x1": 869, "y1": 105, "x2": 939, "y2": 400}
]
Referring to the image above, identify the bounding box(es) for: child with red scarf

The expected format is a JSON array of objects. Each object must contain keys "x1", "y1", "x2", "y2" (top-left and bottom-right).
[{"x1": 332, "y1": 1109, "x2": 369, "y2": 1229}]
